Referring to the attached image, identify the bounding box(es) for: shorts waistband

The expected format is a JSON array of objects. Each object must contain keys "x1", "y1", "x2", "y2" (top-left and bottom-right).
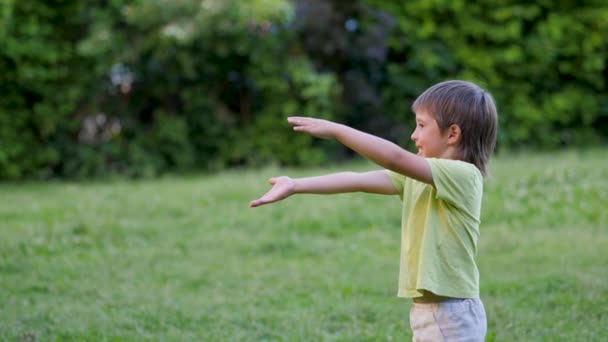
[{"x1": 412, "y1": 298, "x2": 482, "y2": 311}]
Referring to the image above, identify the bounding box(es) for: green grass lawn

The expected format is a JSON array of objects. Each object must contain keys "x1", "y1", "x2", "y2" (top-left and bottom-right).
[{"x1": 1, "y1": 149, "x2": 607, "y2": 341}]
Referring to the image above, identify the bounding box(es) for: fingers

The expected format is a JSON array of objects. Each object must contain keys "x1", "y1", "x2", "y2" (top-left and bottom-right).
[
  {"x1": 288, "y1": 117, "x2": 314, "y2": 133},
  {"x1": 249, "y1": 192, "x2": 271, "y2": 207},
  {"x1": 251, "y1": 176, "x2": 292, "y2": 208},
  {"x1": 249, "y1": 200, "x2": 265, "y2": 208},
  {"x1": 250, "y1": 180, "x2": 278, "y2": 208},
  {"x1": 287, "y1": 117, "x2": 315, "y2": 128},
  {"x1": 249, "y1": 199, "x2": 264, "y2": 207},
  {"x1": 287, "y1": 116, "x2": 308, "y2": 124},
  {"x1": 249, "y1": 195, "x2": 274, "y2": 208}
]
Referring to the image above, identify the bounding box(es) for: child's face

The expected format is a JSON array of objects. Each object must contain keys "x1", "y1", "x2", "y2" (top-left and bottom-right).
[{"x1": 410, "y1": 111, "x2": 450, "y2": 158}]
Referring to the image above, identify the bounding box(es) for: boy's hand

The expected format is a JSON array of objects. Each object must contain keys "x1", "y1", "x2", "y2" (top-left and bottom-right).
[
  {"x1": 249, "y1": 176, "x2": 296, "y2": 208},
  {"x1": 287, "y1": 117, "x2": 339, "y2": 139}
]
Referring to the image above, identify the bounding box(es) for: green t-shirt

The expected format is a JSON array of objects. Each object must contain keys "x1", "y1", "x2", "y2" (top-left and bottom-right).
[{"x1": 386, "y1": 158, "x2": 483, "y2": 299}]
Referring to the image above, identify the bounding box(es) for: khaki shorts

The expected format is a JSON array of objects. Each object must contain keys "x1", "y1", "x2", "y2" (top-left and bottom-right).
[{"x1": 409, "y1": 298, "x2": 487, "y2": 342}]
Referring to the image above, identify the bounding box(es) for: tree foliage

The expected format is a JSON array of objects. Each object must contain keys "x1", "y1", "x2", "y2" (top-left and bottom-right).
[
  {"x1": 0, "y1": 0, "x2": 606, "y2": 179},
  {"x1": 369, "y1": 0, "x2": 608, "y2": 146}
]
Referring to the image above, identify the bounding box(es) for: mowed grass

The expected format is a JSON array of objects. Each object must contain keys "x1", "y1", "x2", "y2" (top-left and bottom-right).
[{"x1": 1, "y1": 149, "x2": 607, "y2": 341}]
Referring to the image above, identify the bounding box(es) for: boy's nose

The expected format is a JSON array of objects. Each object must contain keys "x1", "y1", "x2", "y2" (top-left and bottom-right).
[{"x1": 410, "y1": 131, "x2": 417, "y2": 141}]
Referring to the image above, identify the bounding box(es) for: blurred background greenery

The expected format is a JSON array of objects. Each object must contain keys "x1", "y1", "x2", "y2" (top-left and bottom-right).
[{"x1": 1, "y1": 0, "x2": 607, "y2": 180}]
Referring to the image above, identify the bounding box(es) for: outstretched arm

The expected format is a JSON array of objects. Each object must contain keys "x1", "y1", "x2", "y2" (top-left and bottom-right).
[
  {"x1": 249, "y1": 170, "x2": 397, "y2": 208},
  {"x1": 288, "y1": 117, "x2": 433, "y2": 184}
]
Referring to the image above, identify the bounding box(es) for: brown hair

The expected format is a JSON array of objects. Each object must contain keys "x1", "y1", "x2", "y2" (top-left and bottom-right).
[{"x1": 412, "y1": 80, "x2": 498, "y2": 176}]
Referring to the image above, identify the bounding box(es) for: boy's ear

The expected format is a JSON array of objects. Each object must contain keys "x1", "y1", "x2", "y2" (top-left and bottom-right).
[{"x1": 446, "y1": 124, "x2": 462, "y2": 146}]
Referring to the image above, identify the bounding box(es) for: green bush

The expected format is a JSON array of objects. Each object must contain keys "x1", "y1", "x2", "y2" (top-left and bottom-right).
[
  {"x1": 371, "y1": 0, "x2": 608, "y2": 147},
  {"x1": 0, "y1": 0, "x2": 93, "y2": 179},
  {"x1": 0, "y1": 0, "x2": 341, "y2": 179},
  {"x1": 0, "y1": 0, "x2": 606, "y2": 180},
  {"x1": 111, "y1": 0, "x2": 341, "y2": 169}
]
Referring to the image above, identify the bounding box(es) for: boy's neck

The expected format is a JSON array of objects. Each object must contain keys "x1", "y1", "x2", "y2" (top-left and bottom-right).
[{"x1": 437, "y1": 146, "x2": 463, "y2": 161}]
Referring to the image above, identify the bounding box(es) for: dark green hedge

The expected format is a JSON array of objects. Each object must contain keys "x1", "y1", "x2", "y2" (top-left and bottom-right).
[
  {"x1": 0, "y1": 0, "x2": 606, "y2": 180},
  {"x1": 372, "y1": 0, "x2": 608, "y2": 147}
]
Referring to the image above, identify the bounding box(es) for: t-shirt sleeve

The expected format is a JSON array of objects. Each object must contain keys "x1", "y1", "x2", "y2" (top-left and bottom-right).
[
  {"x1": 385, "y1": 169, "x2": 406, "y2": 200},
  {"x1": 427, "y1": 158, "x2": 483, "y2": 217}
]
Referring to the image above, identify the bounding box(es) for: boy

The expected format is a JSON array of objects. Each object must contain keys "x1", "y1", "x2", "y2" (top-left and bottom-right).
[{"x1": 250, "y1": 80, "x2": 498, "y2": 341}]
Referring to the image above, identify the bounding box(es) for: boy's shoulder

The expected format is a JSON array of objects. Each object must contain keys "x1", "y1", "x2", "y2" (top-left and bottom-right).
[
  {"x1": 386, "y1": 158, "x2": 482, "y2": 200},
  {"x1": 426, "y1": 158, "x2": 482, "y2": 181},
  {"x1": 427, "y1": 158, "x2": 483, "y2": 197},
  {"x1": 386, "y1": 158, "x2": 481, "y2": 184},
  {"x1": 426, "y1": 158, "x2": 484, "y2": 214}
]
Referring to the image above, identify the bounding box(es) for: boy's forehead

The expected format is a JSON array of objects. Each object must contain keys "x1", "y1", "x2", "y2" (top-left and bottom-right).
[{"x1": 414, "y1": 110, "x2": 435, "y2": 120}]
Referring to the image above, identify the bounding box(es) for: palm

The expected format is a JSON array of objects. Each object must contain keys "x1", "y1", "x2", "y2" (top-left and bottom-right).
[
  {"x1": 250, "y1": 176, "x2": 294, "y2": 207},
  {"x1": 288, "y1": 117, "x2": 335, "y2": 139}
]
